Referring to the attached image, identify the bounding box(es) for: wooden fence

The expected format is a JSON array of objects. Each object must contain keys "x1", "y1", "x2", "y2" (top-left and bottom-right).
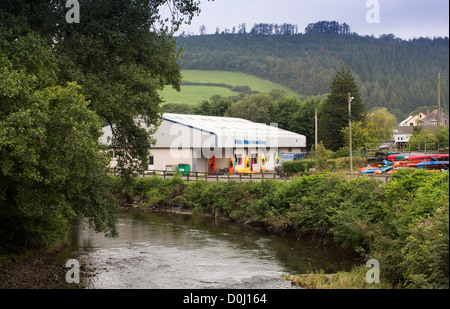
[{"x1": 111, "y1": 169, "x2": 392, "y2": 183}]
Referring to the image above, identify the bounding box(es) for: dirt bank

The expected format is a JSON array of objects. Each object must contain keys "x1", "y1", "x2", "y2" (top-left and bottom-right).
[{"x1": 0, "y1": 244, "x2": 69, "y2": 289}]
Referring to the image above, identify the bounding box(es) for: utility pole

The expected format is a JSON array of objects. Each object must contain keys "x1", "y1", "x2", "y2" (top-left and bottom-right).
[
  {"x1": 438, "y1": 73, "x2": 441, "y2": 135},
  {"x1": 348, "y1": 93, "x2": 354, "y2": 176},
  {"x1": 315, "y1": 108, "x2": 318, "y2": 150}
]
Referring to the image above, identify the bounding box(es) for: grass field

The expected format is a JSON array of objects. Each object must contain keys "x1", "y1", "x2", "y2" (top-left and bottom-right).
[{"x1": 160, "y1": 70, "x2": 299, "y2": 105}]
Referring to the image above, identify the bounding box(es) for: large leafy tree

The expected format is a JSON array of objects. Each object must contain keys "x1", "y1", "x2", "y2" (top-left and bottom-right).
[
  {"x1": 1, "y1": 0, "x2": 202, "y2": 176},
  {"x1": 319, "y1": 65, "x2": 366, "y2": 151},
  {"x1": 0, "y1": 0, "x2": 203, "y2": 251},
  {"x1": 0, "y1": 33, "x2": 116, "y2": 251}
]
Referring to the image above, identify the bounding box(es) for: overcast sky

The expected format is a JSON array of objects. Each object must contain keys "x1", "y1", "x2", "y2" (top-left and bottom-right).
[{"x1": 175, "y1": 0, "x2": 449, "y2": 39}]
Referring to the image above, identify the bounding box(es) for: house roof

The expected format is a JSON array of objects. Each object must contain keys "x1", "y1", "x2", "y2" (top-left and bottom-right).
[
  {"x1": 422, "y1": 109, "x2": 449, "y2": 123},
  {"x1": 393, "y1": 126, "x2": 414, "y2": 135}
]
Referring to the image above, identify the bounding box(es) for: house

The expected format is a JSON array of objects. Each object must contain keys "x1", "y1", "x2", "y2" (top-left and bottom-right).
[
  {"x1": 399, "y1": 112, "x2": 426, "y2": 126},
  {"x1": 393, "y1": 126, "x2": 414, "y2": 149},
  {"x1": 101, "y1": 113, "x2": 306, "y2": 173},
  {"x1": 421, "y1": 109, "x2": 449, "y2": 129}
]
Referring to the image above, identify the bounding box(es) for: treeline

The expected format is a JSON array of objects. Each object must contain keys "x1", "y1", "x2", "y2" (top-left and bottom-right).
[
  {"x1": 304, "y1": 20, "x2": 351, "y2": 35},
  {"x1": 176, "y1": 30, "x2": 449, "y2": 121},
  {"x1": 194, "y1": 21, "x2": 352, "y2": 36},
  {"x1": 250, "y1": 23, "x2": 299, "y2": 36}
]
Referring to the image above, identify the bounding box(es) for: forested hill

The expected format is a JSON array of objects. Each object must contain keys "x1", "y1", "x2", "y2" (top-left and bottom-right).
[{"x1": 175, "y1": 32, "x2": 449, "y2": 120}]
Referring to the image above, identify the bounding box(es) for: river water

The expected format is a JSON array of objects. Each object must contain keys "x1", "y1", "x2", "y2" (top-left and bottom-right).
[{"x1": 58, "y1": 210, "x2": 361, "y2": 289}]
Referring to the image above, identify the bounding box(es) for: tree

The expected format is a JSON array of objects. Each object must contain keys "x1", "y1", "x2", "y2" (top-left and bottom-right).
[
  {"x1": 225, "y1": 94, "x2": 274, "y2": 124},
  {"x1": 341, "y1": 121, "x2": 380, "y2": 151},
  {"x1": 367, "y1": 107, "x2": 397, "y2": 142},
  {"x1": 200, "y1": 25, "x2": 207, "y2": 35},
  {"x1": 319, "y1": 65, "x2": 366, "y2": 151},
  {"x1": 0, "y1": 33, "x2": 116, "y2": 252},
  {"x1": 0, "y1": 0, "x2": 203, "y2": 252},
  {"x1": 290, "y1": 97, "x2": 324, "y2": 150},
  {"x1": 1, "y1": 0, "x2": 202, "y2": 177}
]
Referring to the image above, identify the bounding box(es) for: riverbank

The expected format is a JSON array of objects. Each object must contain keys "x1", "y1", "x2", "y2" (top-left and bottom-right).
[
  {"x1": 111, "y1": 170, "x2": 449, "y2": 289},
  {"x1": 0, "y1": 243, "x2": 68, "y2": 289}
]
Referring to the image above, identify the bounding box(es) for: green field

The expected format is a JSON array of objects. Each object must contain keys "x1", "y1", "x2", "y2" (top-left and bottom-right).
[{"x1": 160, "y1": 70, "x2": 299, "y2": 105}]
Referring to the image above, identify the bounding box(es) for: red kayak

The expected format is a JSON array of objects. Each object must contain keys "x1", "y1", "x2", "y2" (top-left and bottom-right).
[{"x1": 408, "y1": 154, "x2": 449, "y2": 161}]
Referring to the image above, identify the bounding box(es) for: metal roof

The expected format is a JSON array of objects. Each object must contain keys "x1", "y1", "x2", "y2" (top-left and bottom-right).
[{"x1": 101, "y1": 113, "x2": 307, "y2": 149}]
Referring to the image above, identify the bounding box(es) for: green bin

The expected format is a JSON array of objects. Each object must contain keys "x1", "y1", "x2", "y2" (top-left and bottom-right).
[{"x1": 178, "y1": 163, "x2": 190, "y2": 176}]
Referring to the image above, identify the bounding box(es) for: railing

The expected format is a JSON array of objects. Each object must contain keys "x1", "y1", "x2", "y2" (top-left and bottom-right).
[
  {"x1": 140, "y1": 169, "x2": 282, "y2": 182},
  {"x1": 109, "y1": 169, "x2": 393, "y2": 183}
]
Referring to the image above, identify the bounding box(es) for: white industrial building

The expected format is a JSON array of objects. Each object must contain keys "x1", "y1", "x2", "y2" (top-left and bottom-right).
[{"x1": 101, "y1": 113, "x2": 306, "y2": 173}]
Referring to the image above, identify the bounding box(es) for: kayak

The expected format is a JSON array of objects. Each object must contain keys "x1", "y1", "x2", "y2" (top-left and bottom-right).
[
  {"x1": 415, "y1": 161, "x2": 449, "y2": 168},
  {"x1": 408, "y1": 154, "x2": 449, "y2": 161},
  {"x1": 387, "y1": 153, "x2": 422, "y2": 161},
  {"x1": 260, "y1": 152, "x2": 266, "y2": 172},
  {"x1": 208, "y1": 155, "x2": 216, "y2": 174},
  {"x1": 360, "y1": 165, "x2": 394, "y2": 174},
  {"x1": 228, "y1": 155, "x2": 235, "y2": 174}
]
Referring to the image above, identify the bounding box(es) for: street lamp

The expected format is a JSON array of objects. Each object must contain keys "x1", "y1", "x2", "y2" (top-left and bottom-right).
[{"x1": 348, "y1": 93, "x2": 354, "y2": 177}]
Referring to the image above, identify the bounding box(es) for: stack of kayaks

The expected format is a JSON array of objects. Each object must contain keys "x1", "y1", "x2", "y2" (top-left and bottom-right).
[
  {"x1": 359, "y1": 160, "x2": 394, "y2": 174},
  {"x1": 361, "y1": 152, "x2": 449, "y2": 174}
]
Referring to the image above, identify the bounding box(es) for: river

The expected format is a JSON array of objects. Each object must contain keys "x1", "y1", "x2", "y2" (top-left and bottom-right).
[{"x1": 57, "y1": 209, "x2": 361, "y2": 289}]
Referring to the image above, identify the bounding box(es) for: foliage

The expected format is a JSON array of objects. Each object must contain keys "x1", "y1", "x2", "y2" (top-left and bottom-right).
[
  {"x1": 367, "y1": 108, "x2": 398, "y2": 142},
  {"x1": 0, "y1": 0, "x2": 202, "y2": 252},
  {"x1": 0, "y1": 33, "x2": 116, "y2": 252},
  {"x1": 225, "y1": 94, "x2": 274, "y2": 124},
  {"x1": 1, "y1": 0, "x2": 202, "y2": 177},
  {"x1": 120, "y1": 169, "x2": 449, "y2": 288},
  {"x1": 319, "y1": 65, "x2": 366, "y2": 151},
  {"x1": 281, "y1": 157, "x2": 365, "y2": 173},
  {"x1": 176, "y1": 32, "x2": 449, "y2": 121},
  {"x1": 341, "y1": 121, "x2": 380, "y2": 151},
  {"x1": 408, "y1": 126, "x2": 449, "y2": 151}
]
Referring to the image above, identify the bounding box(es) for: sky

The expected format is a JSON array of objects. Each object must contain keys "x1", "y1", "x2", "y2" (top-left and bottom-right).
[{"x1": 175, "y1": 0, "x2": 449, "y2": 39}]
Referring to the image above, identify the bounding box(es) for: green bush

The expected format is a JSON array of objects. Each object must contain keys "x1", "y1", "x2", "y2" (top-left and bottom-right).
[{"x1": 282, "y1": 159, "x2": 317, "y2": 173}]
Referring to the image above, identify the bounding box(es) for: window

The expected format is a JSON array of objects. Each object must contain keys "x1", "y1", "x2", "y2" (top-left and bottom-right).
[
  {"x1": 148, "y1": 155, "x2": 154, "y2": 170},
  {"x1": 251, "y1": 153, "x2": 258, "y2": 165},
  {"x1": 235, "y1": 154, "x2": 243, "y2": 165}
]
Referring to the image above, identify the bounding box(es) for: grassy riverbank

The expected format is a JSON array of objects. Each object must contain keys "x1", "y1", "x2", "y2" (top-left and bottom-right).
[{"x1": 112, "y1": 170, "x2": 449, "y2": 289}]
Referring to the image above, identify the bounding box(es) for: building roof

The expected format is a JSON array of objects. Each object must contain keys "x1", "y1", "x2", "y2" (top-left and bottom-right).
[
  {"x1": 101, "y1": 113, "x2": 307, "y2": 149},
  {"x1": 422, "y1": 109, "x2": 449, "y2": 124},
  {"x1": 393, "y1": 126, "x2": 414, "y2": 135}
]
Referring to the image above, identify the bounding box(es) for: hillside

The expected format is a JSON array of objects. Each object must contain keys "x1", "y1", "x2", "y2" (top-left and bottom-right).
[
  {"x1": 160, "y1": 70, "x2": 298, "y2": 105},
  {"x1": 175, "y1": 33, "x2": 449, "y2": 120}
]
